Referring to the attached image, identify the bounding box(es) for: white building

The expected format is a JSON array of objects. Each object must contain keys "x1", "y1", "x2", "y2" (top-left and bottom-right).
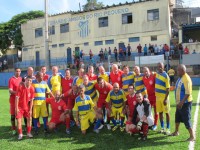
[{"x1": 21, "y1": 0, "x2": 171, "y2": 65}]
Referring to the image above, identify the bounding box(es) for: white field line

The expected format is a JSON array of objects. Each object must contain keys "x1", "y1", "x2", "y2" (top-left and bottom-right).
[{"x1": 189, "y1": 87, "x2": 200, "y2": 150}]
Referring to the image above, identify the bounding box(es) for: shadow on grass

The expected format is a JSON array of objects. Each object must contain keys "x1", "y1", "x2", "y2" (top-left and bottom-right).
[{"x1": 0, "y1": 125, "x2": 186, "y2": 149}]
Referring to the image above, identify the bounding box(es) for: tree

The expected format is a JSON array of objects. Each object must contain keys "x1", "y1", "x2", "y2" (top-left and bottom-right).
[
  {"x1": 0, "y1": 10, "x2": 44, "y2": 55},
  {"x1": 82, "y1": 0, "x2": 104, "y2": 11}
]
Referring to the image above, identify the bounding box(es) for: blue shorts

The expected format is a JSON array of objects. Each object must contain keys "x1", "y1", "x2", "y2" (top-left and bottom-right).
[{"x1": 175, "y1": 102, "x2": 192, "y2": 129}]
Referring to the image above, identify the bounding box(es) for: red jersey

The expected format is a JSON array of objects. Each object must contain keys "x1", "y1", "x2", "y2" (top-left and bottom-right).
[
  {"x1": 110, "y1": 70, "x2": 124, "y2": 88},
  {"x1": 142, "y1": 73, "x2": 156, "y2": 97},
  {"x1": 16, "y1": 84, "x2": 35, "y2": 110},
  {"x1": 95, "y1": 82, "x2": 113, "y2": 101},
  {"x1": 87, "y1": 74, "x2": 97, "y2": 82},
  {"x1": 61, "y1": 77, "x2": 73, "y2": 94},
  {"x1": 126, "y1": 94, "x2": 137, "y2": 115},
  {"x1": 43, "y1": 74, "x2": 49, "y2": 82},
  {"x1": 46, "y1": 98, "x2": 67, "y2": 119},
  {"x1": 66, "y1": 90, "x2": 79, "y2": 109},
  {"x1": 8, "y1": 76, "x2": 22, "y2": 98}
]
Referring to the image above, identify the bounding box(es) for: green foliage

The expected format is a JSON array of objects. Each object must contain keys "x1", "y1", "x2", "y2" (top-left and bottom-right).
[
  {"x1": 0, "y1": 11, "x2": 44, "y2": 54},
  {"x1": 82, "y1": 0, "x2": 104, "y2": 11}
]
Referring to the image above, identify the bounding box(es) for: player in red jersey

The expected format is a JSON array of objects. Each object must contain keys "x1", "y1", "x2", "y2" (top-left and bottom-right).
[
  {"x1": 87, "y1": 65, "x2": 97, "y2": 82},
  {"x1": 62, "y1": 84, "x2": 79, "y2": 127},
  {"x1": 94, "y1": 77, "x2": 113, "y2": 130},
  {"x1": 8, "y1": 68, "x2": 22, "y2": 135},
  {"x1": 46, "y1": 91, "x2": 70, "y2": 134},
  {"x1": 125, "y1": 84, "x2": 137, "y2": 122},
  {"x1": 15, "y1": 76, "x2": 34, "y2": 140},
  {"x1": 142, "y1": 67, "x2": 158, "y2": 130},
  {"x1": 41, "y1": 66, "x2": 49, "y2": 82},
  {"x1": 110, "y1": 64, "x2": 124, "y2": 88},
  {"x1": 61, "y1": 68, "x2": 73, "y2": 105}
]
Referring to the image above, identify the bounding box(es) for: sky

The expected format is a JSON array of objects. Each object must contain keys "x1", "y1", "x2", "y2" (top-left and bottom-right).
[{"x1": 0, "y1": 0, "x2": 199, "y2": 23}]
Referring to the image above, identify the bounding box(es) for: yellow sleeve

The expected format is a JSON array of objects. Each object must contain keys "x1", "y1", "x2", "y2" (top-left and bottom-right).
[
  {"x1": 106, "y1": 91, "x2": 111, "y2": 103},
  {"x1": 73, "y1": 100, "x2": 78, "y2": 111},
  {"x1": 183, "y1": 77, "x2": 192, "y2": 95},
  {"x1": 46, "y1": 84, "x2": 51, "y2": 93},
  {"x1": 89, "y1": 97, "x2": 95, "y2": 108},
  {"x1": 122, "y1": 91, "x2": 127, "y2": 102},
  {"x1": 166, "y1": 75, "x2": 170, "y2": 89}
]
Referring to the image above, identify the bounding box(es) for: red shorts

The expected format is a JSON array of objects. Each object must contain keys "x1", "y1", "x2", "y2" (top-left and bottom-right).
[
  {"x1": 67, "y1": 99, "x2": 75, "y2": 110},
  {"x1": 97, "y1": 100, "x2": 109, "y2": 109},
  {"x1": 148, "y1": 95, "x2": 156, "y2": 107},
  {"x1": 49, "y1": 118, "x2": 64, "y2": 125},
  {"x1": 9, "y1": 97, "x2": 15, "y2": 115},
  {"x1": 16, "y1": 109, "x2": 31, "y2": 119}
]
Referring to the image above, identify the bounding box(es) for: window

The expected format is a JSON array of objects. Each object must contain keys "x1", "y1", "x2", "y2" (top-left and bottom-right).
[
  {"x1": 35, "y1": 28, "x2": 43, "y2": 38},
  {"x1": 129, "y1": 37, "x2": 140, "y2": 42},
  {"x1": 99, "y1": 17, "x2": 108, "y2": 27},
  {"x1": 52, "y1": 44, "x2": 57, "y2": 48},
  {"x1": 84, "y1": 42, "x2": 89, "y2": 46},
  {"x1": 49, "y1": 26, "x2": 55, "y2": 35},
  {"x1": 151, "y1": 35, "x2": 157, "y2": 41},
  {"x1": 147, "y1": 9, "x2": 159, "y2": 21},
  {"x1": 60, "y1": 23, "x2": 69, "y2": 33},
  {"x1": 105, "y1": 39, "x2": 114, "y2": 45},
  {"x1": 23, "y1": 48, "x2": 28, "y2": 51},
  {"x1": 122, "y1": 13, "x2": 133, "y2": 24},
  {"x1": 59, "y1": 43, "x2": 64, "y2": 47},
  {"x1": 95, "y1": 41, "x2": 103, "y2": 46}
]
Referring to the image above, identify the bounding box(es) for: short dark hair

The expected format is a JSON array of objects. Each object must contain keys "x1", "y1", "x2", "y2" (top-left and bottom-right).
[
  {"x1": 15, "y1": 68, "x2": 21, "y2": 71},
  {"x1": 128, "y1": 84, "x2": 134, "y2": 88},
  {"x1": 135, "y1": 90, "x2": 142, "y2": 95},
  {"x1": 97, "y1": 77, "x2": 104, "y2": 83}
]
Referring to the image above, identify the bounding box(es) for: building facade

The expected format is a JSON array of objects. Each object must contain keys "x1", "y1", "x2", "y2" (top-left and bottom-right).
[{"x1": 21, "y1": 0, "x2": 171, "y2": 64}]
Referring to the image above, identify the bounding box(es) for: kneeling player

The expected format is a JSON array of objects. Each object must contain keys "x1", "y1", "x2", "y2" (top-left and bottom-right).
[
  {"x1": 15, "y1": 76, "x2": 34, "y2": 140},
  {"x1": 73, "y1": 85, "x2": 97, "y2": 135},
  {"x1": 46, "y1": 91, "x2": 70, "y2": 134},
  {"x1": 126, "y1": 91, "x2": 154, "y2": 140}
]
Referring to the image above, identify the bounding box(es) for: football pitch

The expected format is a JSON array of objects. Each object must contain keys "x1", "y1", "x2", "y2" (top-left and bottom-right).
[{"x1": 0, "y1": 87, "x2": 200, "y2": 150}]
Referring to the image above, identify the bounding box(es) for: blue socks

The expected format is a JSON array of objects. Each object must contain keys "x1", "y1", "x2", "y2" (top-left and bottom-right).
[{"x1": 43, "y1": 117, "x2": 48, "y2": 130}]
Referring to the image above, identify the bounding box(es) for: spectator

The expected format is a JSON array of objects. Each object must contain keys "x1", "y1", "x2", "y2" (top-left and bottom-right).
[
  {"x1": 117, "y1": 60, "x2": 122, "y2": 69},
  {"x1": 80, "y1": 50, "x2": 83, "y2": 59},
  {"x1": 123, "y1": 46, "x2": 127, "y2": 61},
  {"x1": 137, "y1": 44, "x2": 142, "y2": 55},
  {"x1": 167, "y1": 67, "x2": 175, "y2": 86},
  {"x1": 178, "y1": 43, "x2": 183, "y2": 59},
  {"x1": 119, "y1": 47, "x2": 123, "y2": 61},
  {"x1": 189, "y1": 38, "x2": 193, "y2": 43},
  {"x1": 148, "y1": 44, "x2": 154, "y2": 56},
  {"x1": 89, "y1": 49, "x2": 93, "y2": 59},
  {"x1": 127, "y1": 44, "x2": 132, "y2": 61},
  {"x1": 114, "y1": 47, "x2": 118, "y2": 62},
  {"x1": 184, "y1": 46, "x2": 189, "y2": 54},
  {"x1": 164, "y1": 44, "x2": 170, "y2": 58},
  {"x1": 192, "y1": 50, "x2": 196, "y2": 54},
  {"x1": 100, "y1": 48, "x2": 104, "y2": 61},
  {"x1": 170, "y1": 44, "x2": 175, "y2": 58},
  {"x1": 108, "y1": 47, "x2": 112, "y2": 55},
  {"x1": 143, "y1": 44, "x2": 148, "y2": 56},
  {"x1": 154, "y1": 44, "x2": 159, "y2": 55},
  {"x1": 104, "y1": 48, "x2": 108, "y2": 60}
]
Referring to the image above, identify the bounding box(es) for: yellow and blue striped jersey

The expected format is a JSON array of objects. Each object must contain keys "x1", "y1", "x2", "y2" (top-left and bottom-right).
[
  {"x1": 73, "y1": 76, "x2": 83, "y2": 86},
  {"x1": 106, "y1": 89, "x2": 126, "y2": 108},
  {"x1": 73, "y1": 95, "x2": 95, "y2": 115},
  {"x1": 84, "y1": 82, "x2": 98, "y2": 102},
  {"x1": 155, "y1": 71, "x2": 170, "y2": 97},
  {"x1": 134, "y1": 73, "x2": 147, "y2": 97},
  {"x1": 175, "y1": 73, "x2": 192, "y2": 104},
  {"x1": 32, "y1": 80, "x2": 50, "y2": 105},
  {"x1": 122, "y1": 72, "x2": 134, "y2": 94},
  {"x1": 48, "y1": 73, "x2": 63, "y2": 94},
  {"x1": 98, "y1": 72, "x2": 110, "y2": 83}
]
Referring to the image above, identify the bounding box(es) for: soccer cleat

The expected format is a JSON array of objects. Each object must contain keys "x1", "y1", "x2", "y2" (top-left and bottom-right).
[
  {"x1": 18, "y1": 134, "x2": 23, "y2": 140},
  {"x1": 70, "y1": 121, "x2": 75, "y2": 127},
  {"x1": 159, "y1": 128, "x2": 165, "y2": 134},
  {"x1": 66, "y1": 129, "x2": 71, "y2": 135},
  {"x1": 98, "y1": 124, "x2": 104, "y2": 130},
  {"x1": 112, "y1": 125, "x2": 118, "y2": 132},
  {"x1": 120, "y1": 127, "x2": 124, "y2": 132},
  {"x1": 93, "y1": 129, "x2": 99, "y2": 134},
  {"x1": 27, "y1": 133, "x2": 33, "y2": 138},
  {"x1": 164, "y1": 129, "x2": 171, "y2": 136},
  {"x1": 152, "y1": 125, "x2": 157, "y2": 131},
  {"x1": 44, "y1": 129, "x2": 50, "y2": 134},
  {"x1": 142, "y1": 136, "x2": 147, "y2": 141},
  {"x1": 12, "y1": 130, "x2": 17, "y2": 135},
  {"x1": 106, "y1": 124, "x2": 111, "y2": 130},
  {"x1": 34, "y1": 130, "x2": 39, "y2": 135}
]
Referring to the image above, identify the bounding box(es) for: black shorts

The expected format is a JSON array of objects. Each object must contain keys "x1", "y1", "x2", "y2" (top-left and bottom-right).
[
  {"x1": 128, "y1": 52, "x2": 131, "y2": 56},
  {"x1": 124, "y1": 52, "x2": 126, "y2": 56},
  {"x1": 175, "y1": 102, "x2": 192, "y2": 129},
  {"x1": 170, "y1": 76, "x2": 174, "y2": 83}
]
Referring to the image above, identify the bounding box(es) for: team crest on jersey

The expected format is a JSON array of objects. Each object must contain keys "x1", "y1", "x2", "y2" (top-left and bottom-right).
[
  {"x1": 149, "y1": 80, "x2": 153, "y2": 85},
  {"x1": 104, "y1": 91, "x2": 107, "y2": 94},
  {"x1": 69, "y1": 83, "x2": 72, "y2": 87},
  {"x1": 28, "y1": 93, "x2": 30, "y2": 98},
  {"x1": 58, "y1": 106, "x2": 62, "y2": 110},
  {"x1": 133, "y1": 101, "x2": 136, "y2": 105},
  {"x1": 118, "y1": 77, "x2": 121, "y2": 81}
]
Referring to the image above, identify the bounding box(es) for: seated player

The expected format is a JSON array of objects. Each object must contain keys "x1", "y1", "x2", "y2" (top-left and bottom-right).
[
  {"x1": 73, "y1": 85, "x2": 97, "y2": 134},
  {"x1": 106, "y1": 83, "x2": 127, "y2": 132},
  {"x1": 125, "y1": 84, "x2": 137, "y2": 123},
  {"x1": 126, "y1": 91, "x2": 154, "y2": 140},
  {"x1": 15, "y1": 76, "x2": 34, "y2": 140},
  {"x1": 46, "y1": 91, "x2": 70, "y2": 134}
]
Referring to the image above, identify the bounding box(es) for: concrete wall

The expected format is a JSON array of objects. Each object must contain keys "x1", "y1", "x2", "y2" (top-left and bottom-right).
[{"x1": 21, "y1": 0, "x2": 171, "y2": 61}]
